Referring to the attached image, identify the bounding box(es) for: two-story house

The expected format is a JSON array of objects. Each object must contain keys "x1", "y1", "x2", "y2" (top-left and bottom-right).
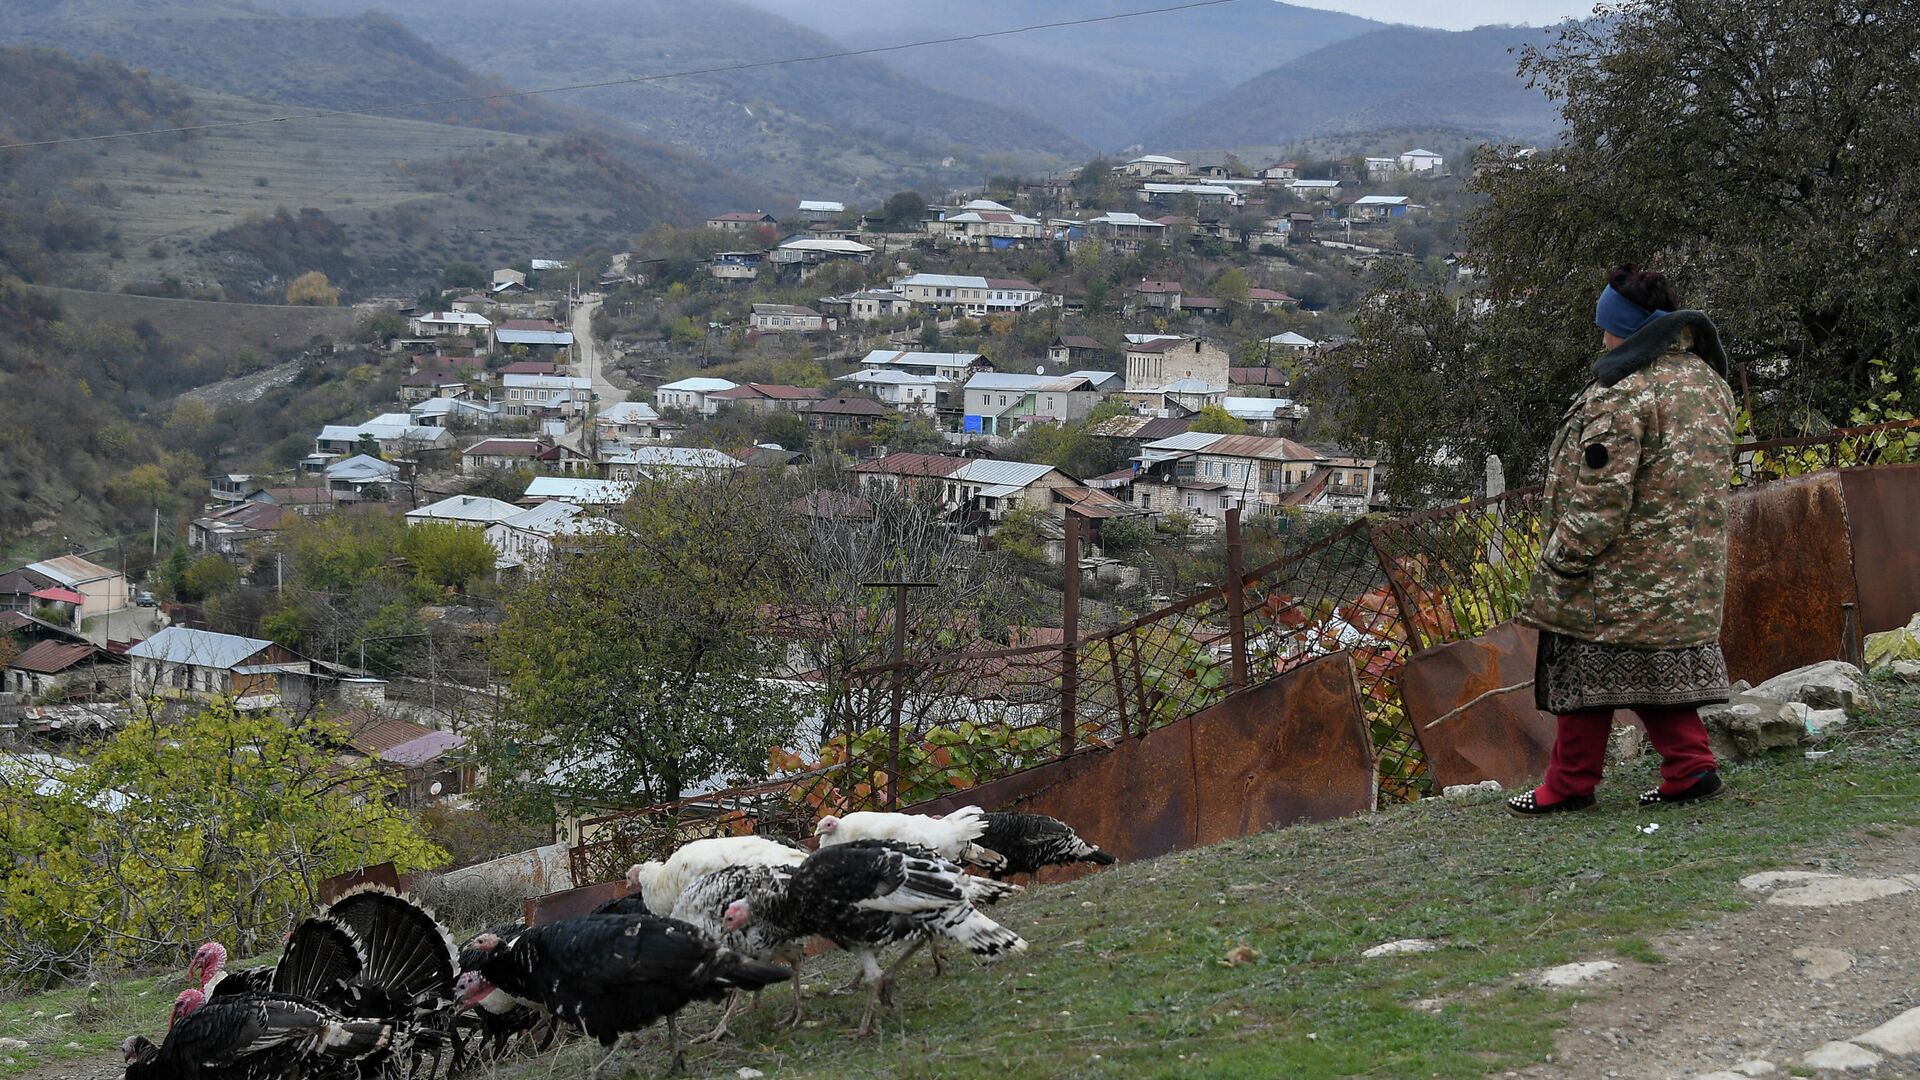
[
  {"x1": 749, "y1": 304, "x2": 832, "y2": 333},
  {"x1": 833, "y1": 370, "x2": 941, "y2": 413},
  {"x1": 315, "y1": 414, "x2": 453, "y2": 458},
  {"x1": 655, "y1": 377, "x2": 740, "y2": 416},
  {"x1": 501, "y1": 374, "x2": 591, "y2": 417},
  {"x1": 706, "y1": 211, "x2": 778, "y2": 231},
  {"x1": 707, "y1": 383, "x2": 827, "y2": 413},
  {"x1": 961, "y1": 371, "x2": 1119, "y2": 436},
  {"x1": 1084, "y1": 211, "x2": 1169, "y2": 251},
  {"x1": 1122, "y1": 336, "x2": 1231, "y2": 396},
  {"x1": 126, "y1": 626, "x2": 321, "y2": 711}
]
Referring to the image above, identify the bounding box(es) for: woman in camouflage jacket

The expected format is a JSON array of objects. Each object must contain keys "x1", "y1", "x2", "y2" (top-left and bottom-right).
[{"x1": 1508, "y1": 266, "x2": 1738, "y2": 816}]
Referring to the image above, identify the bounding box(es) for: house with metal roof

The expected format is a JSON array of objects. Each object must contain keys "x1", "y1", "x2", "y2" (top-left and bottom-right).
[
  {"x1": 1123, "y1": 336, "x2": 1230, "y2": 396},
  {"x1": 486, "y1": 499, "x2": 613, "y2": 571},
  {"x1": 796, "y1": 199, "x2": 847, "y2": 217},
  {"x1": 601, "y1": 446, "x2": 744, "y2": 482},
  {"x1": 407, "y1": 310, "x2": 492, "y2": 338},
  {"x1": 337, "y1": 708, "x2": 469, "y2": 806},
  {"x1": 315, "y1": 413, "x2": 453, "y2": 457},
  {"x1": 0, "y1": 555, "x2": 130, "y2": 620},
  {"x1": 656, "y1": 377, "x2": 739, "y2": 416},
  {"x1": 891, "y1": 275, "x2": 1044, "y2": 314},
  {"x1": 961, "y1": 371, "x2": 1118, "y2": 435},
  {"x1": 1119, "y1": 154, "x2": 1192, "y2": 178},
  {"x1": 6, "y1": 638, "x2": 126, "y2": 699},
  {"x1": 501, "y1": 374, "x2": 591, "y2": 417},
  {"x1": 494, "y1": 318, "x2": 575, "y2": 350},
  {"x1": 405, "y1": 494, "x2": 524, "y2": 528},
  {"x1": 523, "y1": 476, "x2": 636, "y2": 506},
  {"x1": 855, "y1": 350, "x2": 992, "y2": 382},
  {"x1": 125, "y1": 626, "x2": 321, "y2": 711},
  {"x1": 833, "y1": 369, "x2": 942, "y2": 413},
  {"x1": 708, "y1": 383, "x2": 827, "y2": 413},
  {"x1": 1129, "y1": 432, "x2": 1375, "y2": 519},
  {"x1": 1350, "y1": 194, "x2": 1412, "y2": 220},
  {"x1": 851, "y1": 454, "x2": 1083, "y2": 532},
  {"x1": 321, "y1": 455, "x2": 402, "y2": 501},
  {"x1": 749, "y1": 304, "x2": 832, "y2": 334}
]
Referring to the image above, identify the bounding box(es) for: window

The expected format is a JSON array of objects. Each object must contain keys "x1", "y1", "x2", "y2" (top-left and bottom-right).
[
  {"x1": 1186, "y1": 494, "x2": 1198, "y2": 508},
  {"x1": 1219, "y1": 496, "x2": 1231, "y2": 509}
]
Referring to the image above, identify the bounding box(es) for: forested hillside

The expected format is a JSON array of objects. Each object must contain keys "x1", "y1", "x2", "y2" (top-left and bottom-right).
[
  {"x1": 245, "y1": 0, "x2": 1090, "y2": 191},
  {"x1": 1142, "y1": 24, "x2": 1566, "y2": 150}
]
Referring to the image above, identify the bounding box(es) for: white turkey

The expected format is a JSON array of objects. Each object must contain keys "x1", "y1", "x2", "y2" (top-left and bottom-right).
[
  {"x1": 625, "y1": 834, "x2": 809, "y2": 915},
  {"x1": 668, "y1": 863, "x2": 807, "y2": 1038},
  {"x1": 814, "y1": 805, "x2": 1008, "y2": 873},
  {"x1": 725, "y1": 839, "x2": 1023, "y2": 1036}
]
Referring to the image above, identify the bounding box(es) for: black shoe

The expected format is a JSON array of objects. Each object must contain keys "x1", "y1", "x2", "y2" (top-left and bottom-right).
[
  {"x1": 1506, "y1": 790, "x2": 1597, "y2": 817},
  {"x1": 1639, "y1": 770, "x2": 1724, "y2": 807}
]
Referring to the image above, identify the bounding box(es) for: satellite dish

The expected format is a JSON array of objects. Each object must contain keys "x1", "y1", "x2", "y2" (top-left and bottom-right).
[
  {"x1": 1035, "y1": 365, "x2": 1044, "y2": 374},
  {"x1": 429, "y1": 781, "x2": 444, "y2": 796}
]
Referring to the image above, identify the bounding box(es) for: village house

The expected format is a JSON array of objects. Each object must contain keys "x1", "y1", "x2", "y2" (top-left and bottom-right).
[
  {"x1": 254, "y1": 487, "x2": 332, "y2": 517},
  {"x1": 891, "y1": 274, "x2": 1045, "y2": 316},
  {"x1": 1289, "y1": 178, "x2": 1343, "y2": 200},
  {"x1": 407, "y1": 396, "x2": 499, "y2": 429},
  {"x1": 1180, "y1": 296, "x2": 1226, "y2": 319},
  {"x1": 850, "y1": 454, "x2": 1085, "y2": 533},
  {"x1": 398, "y1": 357, "x2": 484, "y2": 403},
  {"x1": 404, "y1": 494, "x2": 524, "y2": 528},
  {"x1": 1399, "y1": 148, "x2": 1444, "y2": 173},
  {"x1": 1230, "y1": 366, "x2": 1292, "y2": 399},
  {"x1": 486, "y1": 499, "x2": 603, "y2": 573},
  {"x1": 322, "y1": 455, "x2": 402, "y2": 501},
  {"x1": 929, "y1": 210, "x2": 1046, "y2": 247},
  {"x1": 494, "y1": 319, "x2": 574, "y2": 355},
  {"x1": 961, "y1": 371, "x2": 1117, "y2": 436},
  {"x1": 1222, "y1": 396, "x2": 1308, "y2": 434},
  {"x1": 801, "y1": 396, "x2": 894, "y2": 435},
  {"x1": 842, "y1": 288, "x2": 912, "y2": 321},
  {"x1": 1139, "y1": 183, "x2": 1243, "y2": 208},
  {"x1": 337, "y1": 709, "x2": 469, "y2": 807},
  {"x1": 706, "y1": 211, "x2": 778, "y2": 231},
  {"x1": 407, "y1": 310, "x2": 492, "y2": 342},
  {"x1": 797, "y1": 200, "x2": 845, "y2": 219},
  {"x1": 1350, "y1": 195, "x2": 1411, "y2": 220},
  {"x1": 708, "y1": 383, "x2": 827, "y2": 414},
  {"x1": 1084, "y1": 211, "x2": 1168, "y2": 251},
  {"x1": 491, "y1": 268, "x2": 527, "y2": 291},
  {"x1": 6, "y1": 638, "x2": 126, "y2": 700},
  {"x1": 460, "y1": 437, "x2": 592, "y2": 475},
  {"x1": 315, "y1": 414, "x2": 452, "y2": 458},
  {"x1": 1122, "y1": 336, "x2": 1231, "y2": 396},
  {"x1": 833, "y1": 369, "x2": 941, "y2": 413},
  {"x1": 1245, "y1": 288, "x2": 1300, "y2": 312},
  {"x1": 1133, "y1": 280, "x2": 1183, "y2": 312},
  {"x1": 655, "y1": 377, "x2": 740, "y2": 416},
  {"x1": 126, "y1": 626, "x2": 324, "y2": 711},
  {"x1": 523, "y1": 476, "x2": 635, "y2": 506},
  {"x1": 599, "y1": 446, "x2": 744, "y2": 482},
  {"x1": 209, "y1": 474, "x2": 259, "y2": 504},
  {"x1": 1119, "y1": 154, "x2": 1192, "y2": 178},
  {"x1": 449, "y1": 293, "x2": 491, "y2": 314},
  {"x1": 499, "y1": 373, "x2": 591, "y2": 418},
  {"x1": 710, "y1": 251, "x2": 764, "y2": 282},
  {"x1": 1364, "y1": 156, "x2": 1398, "y2": 180},
  {"x1": 769, "y1": 237, "x2": 872, "y2": 278},
  {"x1": 1048, "y1": 336, "x2": 1111, "y2": 368},
  {"x1": 595, "y1": 401, "x2": 673, "y2": 443},
  {"x1": 855, "y1": 350, "x2": 993, "y2": 384},
  {"x1": 1260, "y1": 161, "x2": 1298, "y2": 182},
  {"x1": 1130, "y1": 432, "x2": 1376, "y2": 519},
  {"x1": 189, "y1": 501, "x2": 292, "y2": 561},
  {"x1": 0, "y1": 556, "x2": 131, "y2": 622},
  {"x1": 749, "y1": 304, "x2": 832, "y2": 334}
]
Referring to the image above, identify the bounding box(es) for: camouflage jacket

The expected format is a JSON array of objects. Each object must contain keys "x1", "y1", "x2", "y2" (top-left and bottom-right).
[{"x1": 1523, "y1": 311, "x2": 1737, "y2": 647}]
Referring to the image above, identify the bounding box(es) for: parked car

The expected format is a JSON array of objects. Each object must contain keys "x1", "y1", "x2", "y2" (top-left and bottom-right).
[{"x1": 134, "y1": 591, "x2": 158, "y2": 608}]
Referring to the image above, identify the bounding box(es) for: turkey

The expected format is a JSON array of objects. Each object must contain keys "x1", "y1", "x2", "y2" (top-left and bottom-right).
[
  {"x1": 589, "y1": 892, "x2": 653, "y2": 917},
  {"x1": 814, "y1": 805, "x2": 1008, "y2": 873},
  {"x1": 318, "y1": 886, "x2": 462, "y2": 1077},
  {"x1": 726, "y1": 840, "x2": 1023, "y2": 1036},
  {"x1": 668, "y1": 864, "x2": 807, "y2": 1038},
  {"x1": 123, "y1": 988, "x2": 390, "y2": 1079},
  {"x1": 625, "y1": 834, "x2": 809, "y2": 915},
  {"x1": 977, "y1": 811, "x2": 1117, "y2": 880},
  {"x1": 458, "y1": 913, "x2": 791, "y2": 1075},
  {"x1": 454, "y1": 923, "x2": 558, "y2": 1062},
  {"x1": 186, "y1": 942, "x2": 274, "y2": 1000}
]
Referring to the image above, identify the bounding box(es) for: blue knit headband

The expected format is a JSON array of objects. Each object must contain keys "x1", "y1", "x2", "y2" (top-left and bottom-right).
[{"x1": 1596, "y1": 284, "x2": 1666, "y2": 339}]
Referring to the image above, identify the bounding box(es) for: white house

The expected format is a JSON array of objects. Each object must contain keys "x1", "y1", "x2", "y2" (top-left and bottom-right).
[
  {"x1": 1140, "y1": 183, "x2": 1244, "y2": 207},
  {"x1": 1085, "y1": 211, "x2": 1169, "y2": 250},
  {"x1": 1120, "y1": 155, "x2": 1191, "y2": 178},
  {"x1": 1399, "y1": 148, "x2": 1444, "y2": 173},
  {"x1": 1260, "y1": 162, "x2": 1298, "y2": 181},
  {"x1": 749, "y1": 304, "x2": 831, "y2": 333},
  {"x1": 494, "y1": 319, "x2": 575, "y2": 350},
  {"x1": 855, "y1": 350, "x2": 989, "y2": 383},
  {"x1": 1350, "y1": 195, "x2": 1411, "y2": 220},
  {"x1": 797, "y1": 199, "x2": 846, "y2": 218},
  {"x1": 323, "y1": 455, "x2": 401, "y2": 501},
  {"x1": 523, "y1": 477, "x2": 635, "y2": 506},
  {"x1": 1123, "y1": 336, "x2": 1231, "y2": 395},
  {"x1": 889, "y1": 275, "x2": 1043, "y2": 315},
  {"x1": 315, "y1": 414, "x2": 452, "y2": 457},
  {"x1": 501, "y1": 373, "x2": 592, "y2": 417},
  {"x1": 1263, "y1": 331, "x2": 1318, "y2": 353},
  {"x1": 655, "y1": 377, "x2": 740, "y2": 416},
  {"x1": 407, "y1": 397, "x2": 498, "y2": 428},
  {"x1": 1289, "y1": 179, "x2": 1343, "y2": 200},
  {"x1": 125, "y1": 626, "x2": 314, "y2": 710},
  {"x1": 833, "y1": 369, "x2": 942, "y2": 412},
  {"x1": 1364, "y1": 156, "x2": 1398, "y2": 179},
  {"x1": 961, "y1": 371, "x2": 1116, "y2": 435},
  {"x1": 595, "y1": 401, "x2": 672, "y2": 443},
  {"x1": 600, "y1": 446, "x2": 745, "y2": 482},
  {"x1": 486, "y1": 500, "x2": 607, "y2": 571},
  {"x1": 408, "y1": 310, "x2": 492, "y2": 340},
  {"x1": 929, "y1": 210, "x2": 1045, "y2": 245},
  {"x1": 404, "y1": 494, "x2": 523, "y2": 528},
  {"x1": 843, "y1": 289, "x2": 913, "y2": 321}
]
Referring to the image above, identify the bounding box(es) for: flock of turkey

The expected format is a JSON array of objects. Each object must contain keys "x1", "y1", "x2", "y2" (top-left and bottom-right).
[{"x1": 121, "y1": 807, "x2": 1115, "y2": 1078}]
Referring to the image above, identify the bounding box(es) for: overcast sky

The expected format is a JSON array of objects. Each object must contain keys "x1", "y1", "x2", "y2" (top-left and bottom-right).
[{"x1": 1295, "y1": 0, "x2": 1598, "y2": 31}]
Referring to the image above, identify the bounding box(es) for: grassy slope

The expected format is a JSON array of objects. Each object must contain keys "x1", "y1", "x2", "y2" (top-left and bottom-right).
[{"x1": 9, "y1": 680, "x2": 1917, "y2": 1078}]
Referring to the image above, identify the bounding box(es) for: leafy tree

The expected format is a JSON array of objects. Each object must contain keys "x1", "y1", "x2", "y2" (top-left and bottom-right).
[
  {"x1": 355, "y1": 308, "x2": 406, "y2": 344},
  {"x1": 918, "y1": 320, "x2": 943, "y2": 349},
  {"x1": 1096, "y1": 514, "x2": 1152, "y2": 554},
  {"x1": 465, "y1": 466, "x2": 536, "y2": 503},
  {"x1": 443, "y1": 261, "x2": 485, "y2": 289},
  {"x1": 993, "y1": 505, "x2": 1049, "y2": 566},
  {"x1": 480, "y1": 474, "x2": 804, "y2": 820},
  {"x1": 285, "y1": 271, "x2": 339, "y2": 306},
  {"x1": 178, "y1": 554, "x2": 239, "y2": 602},
  {"x1": 1189, "y1": 404, "x2": 1249, "y2": 435},
  {"x1": 1213, "y1": 268, "x2": 1250, "y2": 304},
  {"x1": 401, "y1": 521, "x2": 495, "y2": 592},
  {"x1": 879, "y1": 190, "x2": 927, "y2": 231},
  {"x1": 0, "y1": 705, "x2": 443, "y2": 970},
  {"x1": 1381, "y1": 0, "x2": 1920, "y2": 494}
]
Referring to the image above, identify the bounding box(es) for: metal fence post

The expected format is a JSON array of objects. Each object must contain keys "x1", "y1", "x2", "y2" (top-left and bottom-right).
[
  {"x1": 1223, "y1": 508, "x2": 1249, "y2": 691},
  {"x1": 1060, "y1": 512, "x2": 1080, "y2": 758},
  {"x1": 1370, "y1": 525, "x2": 1428, "y2": 654},
  {"x1": 885, "y1": 583, "x2": 908, "y2": 809}
]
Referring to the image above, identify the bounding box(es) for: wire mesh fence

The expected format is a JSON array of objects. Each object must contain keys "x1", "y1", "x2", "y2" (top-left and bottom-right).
[{"x1": 1733, "y1": 418, "x2": 1920, "y2": 485}]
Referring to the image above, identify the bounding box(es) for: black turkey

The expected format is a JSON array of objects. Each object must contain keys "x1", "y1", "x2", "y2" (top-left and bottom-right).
[{"x1": 977, "y1": 811, "x2": 1117, "y2": 880}]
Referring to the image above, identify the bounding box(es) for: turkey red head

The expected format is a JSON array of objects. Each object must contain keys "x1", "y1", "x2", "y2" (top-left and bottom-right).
[
  {"x1": 452, "y1": 970, "x2": 496, "y2": 1011},
  {"x1": 169, "y1": 989, "x2": 207, "y2": 1029},
  {"x1": 185, "y1": 941, "x2": 225, "y2": 987},
  {"x1": 814, "y1": 815, "x2": 841, "y2": 837},
  {"x1": 722, "y1": 899, "x2": 751, "y2": 931}
]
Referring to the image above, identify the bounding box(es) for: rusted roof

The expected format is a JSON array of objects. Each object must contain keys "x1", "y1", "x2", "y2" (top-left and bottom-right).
[
  {"x1": 1230, "y1": 367, "x2": 1289, "y2": 386},
  {"x1": 1055, "y1": 335, "x2": 1104, "y2": 350},
  {"x1": 339, "y1": 709, "x2": 436, "y2": 754},
  {"x1": 850, "y1": 452, "x2": 968, "y2": 476},
  {"x1": 805, "y1": 396, "x2": 894, "y2": 416},
  {"x1": 1134, "y1": 280, "x2": 1184, "y2": 293},
  {"x1": 9, "y1": 640, "x2": 104, "y2": 674},
  {"x1": 712, "y1": 383, "x2": 826, "y2": 401},
  {"x1": 1201, "y1": 434, "x2": 1324, "y2": 461}
]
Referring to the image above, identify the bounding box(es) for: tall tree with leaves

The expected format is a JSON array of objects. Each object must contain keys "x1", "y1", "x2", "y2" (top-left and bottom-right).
[
  {"x1": 1330, "y1": 0, "x2": 1920, "y2": 499},
  {"x1": 481, "y1": 474, "x2": 804, "y2": 821}
]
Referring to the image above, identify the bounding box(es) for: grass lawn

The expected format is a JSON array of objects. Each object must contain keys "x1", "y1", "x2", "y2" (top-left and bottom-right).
[{"x1": 8, "y1": 679, "x2": 1917, "y2": 1079}]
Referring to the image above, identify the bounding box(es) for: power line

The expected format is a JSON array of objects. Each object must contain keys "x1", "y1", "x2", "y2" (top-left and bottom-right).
[{"x1": 0, "y1": 0, "x2": 1243, "y2": 152}]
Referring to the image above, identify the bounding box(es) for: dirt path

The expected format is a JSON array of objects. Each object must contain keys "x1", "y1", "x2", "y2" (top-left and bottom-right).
[{"x1": 1515, "y1": 827, "x2": 1920, "y2": 1079}]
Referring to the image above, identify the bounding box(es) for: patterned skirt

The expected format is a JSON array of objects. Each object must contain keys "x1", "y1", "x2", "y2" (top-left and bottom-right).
[{"x1": 1534, "y1": 630, "x2": 1731, "y2": 715}]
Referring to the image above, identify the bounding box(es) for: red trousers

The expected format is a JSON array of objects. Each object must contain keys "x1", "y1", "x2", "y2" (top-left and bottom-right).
[{"x1": 1539, "y1": 707, "x2": 1717, "y2": 803}]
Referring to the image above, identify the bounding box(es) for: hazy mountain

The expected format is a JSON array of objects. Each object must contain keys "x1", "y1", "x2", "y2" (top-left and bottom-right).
[
  {"x1": 1140, "y1": 23, "x2": 1566, "y2": 150},
  {"x1": 0, "y1": 0, "x2": 780, "y2": 214},
  {"x1": 737, "y1": 0, "x2": 1385, "y2": 148},
  {"x1": 253, "y1": 0, "x2": 1093, "y2": 196}
]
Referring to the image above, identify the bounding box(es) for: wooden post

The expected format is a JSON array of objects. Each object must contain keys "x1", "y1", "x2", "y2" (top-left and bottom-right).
[
  {"x1": 1223, "y1": 508, "x2": 1249, "y2": 692},
  {"x1": 861, "y1": 579, "x2": 935, "y2": 810},
  {"x1": 1106, "y1": 636, "x2": 1128, "y2": 740},
  {"x1": 1060, "y1": 512, "x2": 1080, "y2": 758}
]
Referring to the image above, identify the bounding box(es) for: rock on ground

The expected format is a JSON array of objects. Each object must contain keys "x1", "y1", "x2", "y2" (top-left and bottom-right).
[
  {"x1": 1362, "y1": 938, "x2": 1441, "y2": 958},
  {"x1": 1744, "y1": 660, "x2": 1868, "y2": 714},
  {"x1": 1537, "y1": 960, "x2": 1618, "y2": 987},
  {"x1": 1800, "y1": 1040, "x2": 1881, "y2": 1071}
]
